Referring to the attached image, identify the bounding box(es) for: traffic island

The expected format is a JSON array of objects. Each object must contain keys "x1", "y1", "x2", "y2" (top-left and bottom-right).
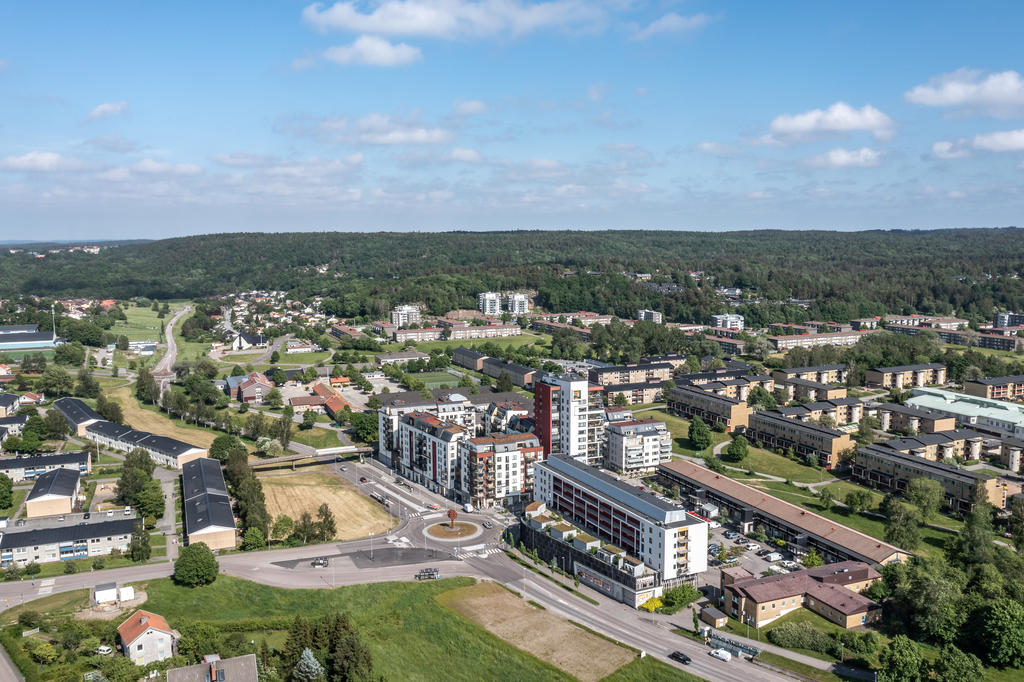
[{"x1": 426, "y1": 521, "x2": 481, "y2": 541}]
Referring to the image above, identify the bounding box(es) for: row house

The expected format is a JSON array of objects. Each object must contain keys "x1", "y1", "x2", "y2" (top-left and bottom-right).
[
  {"x1": 768, "y1": 330, "x2": 871, "y2": 351},
  {"x1": 666, "y1": 385, "x2": 752, "y2": 432},
  {"x1": 459, "y1": 432, "x2": 543, "y2": 508},
  {"x1": 743, "y1": 411, "x2": 855, "y2": 469},
  {"x1": 880, "y1": 429, "x2": 984, "y2": 461},
  {"x1": 700, "y1": 375, "x2": 775, "y2": 402}
]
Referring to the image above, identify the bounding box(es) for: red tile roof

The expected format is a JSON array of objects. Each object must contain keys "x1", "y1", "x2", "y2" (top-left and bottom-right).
[{"x1": 117, "y1": 610, "x2": 173, "y2": 645}]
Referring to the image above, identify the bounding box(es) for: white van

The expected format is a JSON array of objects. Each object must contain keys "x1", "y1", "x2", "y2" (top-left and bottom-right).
[
  {"x1": 765, "y1": 552, "x2": 783, "y2": 562},
  {"x1": 463, "y1": 503, "x2": 474, "y2": 513},
  {"x1": 710, "y1": 649, "x2": 732, "y2": 662}
]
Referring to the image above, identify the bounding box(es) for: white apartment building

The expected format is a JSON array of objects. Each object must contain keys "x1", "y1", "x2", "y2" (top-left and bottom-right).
[
  {"x1": 711, "y1": 313, "x2": 745, "y2": 331},
  {"x1": 605, "y1": 419, "x2": 672, "y2": 475},
  {"x1": 390, "y1": 304, "x2": 422, "y2": 327},
  {"x1": 377, "y1": 394, "x2": 476, "y2": 467},
  {"x1": 534, "y1": 455, "x2": 708, "y2": 583},
  {"x1": 478, "y1": 292, "x2": 502, "y2": 316},
  {"x1": 636, "y1": 309, "x2": 663, "y2": 324},
  {"x1": 536, "y1": 374, "x2": 606, "y2": 466},
  {"x1": 505, "y1": 293, "x2": 530, "y2": 315},
  {"x1": 396, "y1": 411, "x2": 467, "y2": 498}
]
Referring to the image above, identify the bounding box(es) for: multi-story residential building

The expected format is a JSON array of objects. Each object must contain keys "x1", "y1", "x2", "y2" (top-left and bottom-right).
[
  {"x1": 446, "y1": 323, "x2": 522, "y2": 341},
  {"x1": 851, "y1": 318, "x2": 880, "y2": 330},
  {"x1": 52, "y1": 397, "x2": 104, "y2": 436},
  {"x1": 84, "y1": 421, "x2": 208, "y2": 468},
  {"x1": 602, "y1": 381, "x2": 665, "y2": 406},
  {"x1": 459, "y1": 432, "x2": 543, "y2": 508},
  {"x1": 452, "y1": 347, "x2": 488, "y2": 371},
  {"x1": 768, "y1": 330, "x2": 871, "y2": 351},
  {"x1": 879, "y1": 429, "x2": 984, "y2": 461},
  {"x1": 181, "y1": 458, "x2": 236, "y2": 551},
  {"x1": 699, "y1": 375, "x2": 775, "y2": 402},
  {"x1": 864, "y1": 363, "x2": 946, "y2": 389},
  {"x1": 884, "y1": 324, "x2": 1023, "y2": 351},
  {"x1": 530, "y1": 319, "x2": 593, "y2": 340},
  {"x1": 666, "y1": 385, "x2": 752, "y2": 432},
  {"x1": 378, "y1": 394, "x2": 476, "y2": 467},
  {"x1": 588, "y1": 362, "x2": 673, "y2": 387},
  {"x1": 391, "y1": 327, "x2": 443, "y2": 343},
  {"x1": 0, "y1": 451, "x2": 90, "y2": 482},
  {"x1": 771, "y1": 365, "x2": 848, "y2": 386},
  {"x1": 397, "y1": 412, "x2": 468, "y2": 498},
  {"x1": 389, "y1": 304, "x2": 421, "y2": 327},
  {"x1": 872, "y1": 402, "x2": 957, "y2": 434},
  {"x1": 722, "y1": 562, "x2": 882, "y2": 629},
  {"x1": 329, "y1": 323, "x2": 366, "y2": 341},
  {"x1": 533, "y1": 374, "x2": 606, "y2": 465},
  {"x1": 534, "y1": 455, "x2": 708, "y2": 585},
  {"x1": 659, "y1": 459, "x2": 910, "y2": 566},
  {"x1": 707, "y1": 335, "x2": 747, "y2": 355},
  {"x1": 481, "y1": 357, "x2": 536, "y2": 388},
  {"x1": 995, "y1": 312, "x2": 1024, "y2": 328},
  {"x1": 711, "y1": 313, "x2": 744, "y2": 331},
  {"x1": 605, "y1": 419, "x2": 672, "y2": 475},
  {"x1": 636, "y1": 309, "x2": 663, "y2": 324},
  {"x1": 0, "y1": 516, "x2": 136, "y2": 568},
  {"x1": 478, "y1": 292, "x2": 502, "y2": 316},
  {"x1": 964, "y1": 375, "x2": 1024, "y2": 401},
  {"x1": 774, "y1": 398, "x2": 863, "y2": 426},
  {"x1": 906, "y1": 387, "x2": 1024, "y2": 439},
  {"x1": 774, "y1": 378, "x2": 848, "y2": 403},
  {"x1": 743, "y1": 411, "x2": 856, "y2": 468},
  {"x1": 853, "y1": 444, "x2": 1006, "y2": 512},
  {"x1": 505, "y1": 293, "x2": 530, "y2": 315}
]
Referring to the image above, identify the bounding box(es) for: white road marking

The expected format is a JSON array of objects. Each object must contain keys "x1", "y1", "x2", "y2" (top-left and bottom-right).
[
  {"x1": 38, "y1": 587, "x2": 52, "y2": 595},
  {"x1": 421, "y1": 513, "x2": 443, "y2": 520},
  {"x1": 39, "y1": 579, "x2": 55, "y2": 586},
  {"x1": 372, "y1": 483, "x2": 427, "y2": 512},
  {"x1": 462, "y1": 543, "x2": 485, "y2": 552}
]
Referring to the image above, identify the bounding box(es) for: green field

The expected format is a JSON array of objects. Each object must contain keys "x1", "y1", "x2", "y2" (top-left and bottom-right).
[
  {"x1": 279, "y1": 351, "x2": 333, "y2": 365},
  {"x1": 219, "y1": 352, "x2": 266, "y2": 363},
  {"x1": 379, "y1": 332, "x2": 551, "y2": 356},
  {"x1": 138, "y1": 576, "x2": 577, "y2": 681},
  {"x1": 288, "y1": 426, "x2": 341, "y2": 449},
  {"x1": 598, "y1": 656, "x2": 703, "y2": 681},
  {"x1": 414, "y1": 371, "x2": 461, "y2": 388},
  {"x1": 110, "y1": 303, "x2": 181, "y2": 342}
]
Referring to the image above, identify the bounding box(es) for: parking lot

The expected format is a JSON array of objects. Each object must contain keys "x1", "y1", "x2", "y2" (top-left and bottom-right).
[{"x1": 706, "y1": 525, "x2": 802, "y2": 581}]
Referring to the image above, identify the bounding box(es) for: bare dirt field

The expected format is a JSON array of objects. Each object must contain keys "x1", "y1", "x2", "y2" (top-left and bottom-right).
[
  {"x1": 109, "y1": 386, "x2": 217, "y2": 449},
  {"x1": 436, "y1": 582, "x2": 635, "y2": 682},
  {"x1": 258, "y1": 469, "x2": 393, "y2": 540}
]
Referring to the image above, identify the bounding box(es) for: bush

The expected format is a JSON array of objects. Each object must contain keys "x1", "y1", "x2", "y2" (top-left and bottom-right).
[
  {"x1": 639, "y1": 597, "x2": 663, "y2": 613},
  {"x1": 766, "y1": 622, "x2": 840, "y2": 658},
  {"x1": 17, "y1": 611, "x2": 41, "y2": 628},
  {"x1": 661, "y1": 584, "x2": 702, "y2": 615}
]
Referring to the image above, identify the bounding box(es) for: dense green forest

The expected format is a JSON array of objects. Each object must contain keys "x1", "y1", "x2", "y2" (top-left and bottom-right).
[{"x1": 2, "y1": 229, "x2": 1022, "y2": 324}]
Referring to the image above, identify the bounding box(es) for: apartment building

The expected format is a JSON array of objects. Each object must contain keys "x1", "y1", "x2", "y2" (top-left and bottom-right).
[
  {"x1": 452, "y1": 347, "x2": 488, "y2": 371},
  {"x1": 774, "y1": 397, "x2": 863, "y2": 426},
  {"x1": 743, "y1": 410, "x2": 856, "y2": 469},
  {"x1": 329, "y1": 323, "x2": 366, "y2": 341},
  {"x1": 711, "y1": 313, "x2": 744, "y2": 331},
  {"x1": 722, "y1": 562, "x2": 882, "y2": 629},
  {"x1": 853, "y1": 444, "x2": 1006, "y2": 512},
  {"x1": 851, "y1": 318, "x2": 880, "y2": 330},
  {"x1": 906, "y1": 387, "x2": 1024, "y2": 439},
  {"x1": 26, "y1": 468, "x2": 80, "y2": 518},
  {"x1": 397, "y1": 412, "x2": 467, "y2": 498},
  {"x1": 872, "y1": 402, "x2": 957, "y2": 434},
  {"x1": 706, "y1": 335, "x2": 747, "y2": 355},
  {"x1": 53, "y1": 397, "x2": 103, "y2": 436},
  {"x1": 768, "y1": 330, "x2": 870, "y2": 351},
  {"x1": 481, "y1": 357, "x2": 536, "y2": 388},
  {"x1": 880, "y1": 429, "x2": 984, "y2": 461},
  {"x1": 533, "y1": 374, "x2": 606, "y2": 465},
  {"x1": 391, "y1": 327, "x2": 443, "y2": 343},
  {"x1": 964, "y1": 375, "x2": 1024, "y2": 401},
  {"x1": 389, "y1": 304, "x2": 421, "y2": 327},
  {"x1": 771, "y1": 364, "x2": 849, "y2": 385},
  {"x1": 700, "y1": 375, "x2": 775, "y2": 402},
  {"x1": 0, "y1": 451, "x2": 91, "y2": 483},
  {"x1": 884, "y1": 324, "x2": 1022, "y2": 352},
  {"x1": 602, "y1": 381, "x2": 665, "y2": 406},
  {"x1": 378, "y1": 395, "x2": 476, "y2": 467},
  {"x1": 995, "y1": 312, "x2": 1024, "y2": 328},
  {"x1": 605, "y1": 419, "x2": 672, "y2": 475},
  {"x1": 459, "y1": 432, "x2": 543, "y2": 508},
  {"x1": 534, "y1": 455, "x2": 707, "y2": 584},
  {"x1": 530, "y1": 319, "x2": 592, "y2": 341},
  {"x1": 659, "y1": 459, "x2": 909, "y2": 566},
  {"x1": 864, "y1": 363, "x2": 946, "y2": 389},
  {"x1": 84, "y1": 421, "x2": 208, "y2": 468},
  {"x1": 446, "y1": 323, "x2": 522, "y2": 341},
  {"x1": 478, "y1": 292, "x2": 502, "y2": 316},
  {"x1": 775, "y1": 378, "x2": 849, "y2": 403},
  {"x1": 588, "y1": 362, "x2": 673, "y2": 387},
  {"x1": 666, "y1": 385, "x2": 752, "y2": 432},
  {"x1": 0, "y1": 517, "x2": 136, "y2": 568},
  {"x1": 505, "y1": 293, "x2": 530, "y2": 315},
  {"x1": 636, "y1": 309, "x2": 663, "y2": 324}
]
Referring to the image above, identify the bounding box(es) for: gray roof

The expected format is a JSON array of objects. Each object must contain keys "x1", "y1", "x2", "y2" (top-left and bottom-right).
[
  {"x1": 53, "y1": 397, "x2": 103, "y2": 426},
  {"x1": 0, "y1": 394, "x2": 18, "y2": 409},
  {"x1": 0, "y1": 324, "x2": 39, "y2": 334},
  {"x1": 0, "y1": 415, "x2": 27, "y2": 428},
  {"x1": 779, "y1": 364, "x2": 847, "y2": 373},
  {"x1": 27, "y1": 467, "x2": 79, "y2": 500},
  {"x1": 874, "y1": 363, "x2": 944, "y2": 373},
  {"x1": 86, "y1": 421, "x2": 199, "y2": 458},
  {"x1": 167, "y1": 654, "x2": 258, "y2": 682},
  {"x1": 0, "y1": 518, "x2": 136, "y2": 549},
  {"x1": 0, "y1": 451, "x2": 89, "y2": 471},
  {"x1": 973, "y1": 375, "x2": 1024, "y2": 386},
  {"x1": 182, "y1": 458, "x2": 234, "y2": 533},
  {"x1": 0, "y1": 332, "x2": 57, "y2": 346},
  {"x1": 182, "y1": 458, "x2": 228, "y2": 500}
]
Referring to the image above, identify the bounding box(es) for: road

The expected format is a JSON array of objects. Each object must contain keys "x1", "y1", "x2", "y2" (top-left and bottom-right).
[
  {"x1": 153, "y1": 305, "x2": 191, "y2": 399},
  {"x1": 0, "y1": 457, "x2": 799, "y2": 682}
]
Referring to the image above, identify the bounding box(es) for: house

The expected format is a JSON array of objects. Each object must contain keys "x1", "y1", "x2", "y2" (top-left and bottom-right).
[
  {"x1": 18, "y1": 392, "x2": 43, "y2": 405},
  {"x1": 229, "y1": 331, "x2": 267, "y2": 351},
  {"x1": 182, "y1": 458, "x2": 236, "y2": 551},
  {"x1": 237, "y1": 374, "x2": 273, "y2": 404},
  {"x1": 117, "y1": 610, "x2": 176, "y2": 665},
  {"x1": 289, "y1": 395, "x2": 326, "y2": 413},
  {"x1": 25, "y1": 467, "x2": 80, "y2": 518},
  {"x1": 167, "y1": 654, "x2": 259, "y2": 682},
  {"x1": 0, "y1": 394, "x2": 18, "y2": 418}
]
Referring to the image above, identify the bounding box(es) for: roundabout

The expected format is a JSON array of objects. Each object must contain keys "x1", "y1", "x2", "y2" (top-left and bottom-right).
[{"x1": 424, "y1": 520, "x2": 483, "y2": 543}]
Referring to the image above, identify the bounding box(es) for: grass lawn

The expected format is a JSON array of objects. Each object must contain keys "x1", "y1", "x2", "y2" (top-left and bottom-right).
[
  {"x1": 0, "y1": 489, "x2": 27, "y2": 517},
  {"x1": 820, "y1": 480, "x2": 886, "y2": 509},
  {"x1": 279, "y1": 351, "x2": 333, "y2": 365},
  {"x1": 413, "y1": 371, "x2": 460, "y2": 388},
  {"x1": 736, "y1": 448, "x2": 835, "y2": 484},
  {"x1": 95, "y1": 451, "x2": 122, "y2": 465},
  {"x1": 31, "y1": 555, "x2": 142, "y2": 579},
  {"x1": 111, "y1": 303, "x2": 182, "y2": 342},
  {"x1": 138, "y1": 576, "x2": 577, "y2": 682},
  {"x1": 0, "y1": 589, "x2": 89, "y2": 625},
  {"x1": 645, "y1": 410, "x2": 730, "y2": 456},
  {"x1": 379, "y1": 333, "x2": 550, "y2": 356},
  {"x1": 219, "y1": 352, "x2": 266, "y2": 363},
  {"x1": 755, "y1": 651, "x2": 849, "y2": 682},
  {"x1": 971, "y1": 467, "x2": 1008, "y2": 478},
  {"x1": 108, "y1": 385, "x2": 218, "y2": 449},
  {"x1": 289, "y1": 426, "x2": 341, "y2": 449},
  {"x1": 149, "y1": 533, "x2": 168, "y2": 547},
  {"x1": 94, "y1": 375, "x2": 132, "y2": 389},
  {"x1": 598, "y1": 656, "x2": 704, "y2": 681}
]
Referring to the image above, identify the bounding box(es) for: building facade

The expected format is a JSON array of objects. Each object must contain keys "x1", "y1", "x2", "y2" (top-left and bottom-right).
[
  {"x1": 478, "y1": 292, "x2": 502, "y2": 316},
  {"x1": 711, "y1": 313, "x2": 744, "y2": 331},
  {"x1": 743, "y1": 411, "x2": 855, "y2": 469},
  {"x1": 605, "y1": 419, "x2": 672, "y2": 475},
  {"x1": 389, "y1": 304, "x2": 421, "y2": 327},
  {"x1": 666, "y1": 385, "x2": 751, "y2": 432},
  {"x1": 397, "y1": 412, "x2": 467, "y2": 498},
  {"x1": 459, "y1": 432, "x2": 543, "y2": 508},
  {"x1": 533, "y1": 375, "x2": 605, "y2": 465}
]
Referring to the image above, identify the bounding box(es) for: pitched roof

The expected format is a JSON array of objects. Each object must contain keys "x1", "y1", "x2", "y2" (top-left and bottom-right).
[
  {"x1": 730, "y1": 561, "x2": 880, "y2": 615},
  {"x1": 53, "y1": 397, "x2": 103, "y2": 426},
  {"x1": 117, "y1": 610, "x2": 174, "y2": 645},
  {"x1": 0, "y1": 451, "x2": 89, "y2": 471},
  {"x1": 0, "y1": 517, "x2": 137, "y2": 549},
  {"x1": 167, "y1": 654, "x2": 259, "y2": 682},
  {"x1": 182, "y1": 458, "x2": 235, "y2": 533},
  {"x1": 27, "y1": 467, "x2": 79, "y2": 500}
]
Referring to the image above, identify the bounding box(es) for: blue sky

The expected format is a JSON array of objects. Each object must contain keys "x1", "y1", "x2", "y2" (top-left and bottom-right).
[{"x1": 1, "y1": 1, "x2": 1024, "y2": 239}]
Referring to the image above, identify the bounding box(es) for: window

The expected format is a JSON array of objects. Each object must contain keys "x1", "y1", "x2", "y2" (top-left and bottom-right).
[
  {"x1": 137, "y1": 644, "x2": 143, "y2": 651},
  {"x1": 761, "y1": 605, "x2": 766, "y2": 611}
]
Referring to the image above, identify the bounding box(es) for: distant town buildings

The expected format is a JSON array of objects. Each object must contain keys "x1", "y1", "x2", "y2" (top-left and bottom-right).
[
  {"x1": 711, "y1": 313, "x2": 744, "y2": 331},
  {"x1": 390, "y1": 304, "x2": 421, "y2": 327},
  {"x1": 636, "y1": 309, "x2": 663, "y2": 323}
]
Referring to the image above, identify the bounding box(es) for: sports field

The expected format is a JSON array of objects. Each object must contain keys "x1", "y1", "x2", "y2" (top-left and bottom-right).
[{"x1": 258, "y1": 470, "x2": 393, "y2": 539}]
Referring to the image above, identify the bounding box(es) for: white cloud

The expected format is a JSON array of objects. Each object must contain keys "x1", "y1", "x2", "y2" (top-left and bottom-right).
[
  {"x1": 806, "y1": 147, "x2": 882, "y2": 168},
  {"x1": 0, "y1": 59, "x2": 8, "y2": 72},
  {"x1": 449, "y1": 147, "x2": 481, "y2": 162},
  {"x1": 454, "y1": 99, "x2": 487, "y2": 115},
  {"x1": 87, "y1": 101, "x2": 128, "y2": 121},
  {"x1": 213, "y1": 153, "x2": 276, "y2": 168},
  {"x1": 948, "y1": 190, "x2": 966, "y2": 198},
  {"x1": 131, "y1": 158, "x2": 203, "y2": 175},
  {"x1": 84, "y1": 135, "x2": 138, "y2": 154},
  {"x1": 302, "y1": 0, "x2": 604, "y2": 39},
  {"x1": 630, "y1": 12, "x2": 712, "y2": 41},
  {"x1": 0, "y1": 152, "x2": 86, "y2": 172},
  {"x1": 291, "y1": 56, "x2": 316, "y2": 71},
  {"x1": 770, "y1": 102, "x2": 894, "y2": 141},
  {"x1": 905, "y1": 68, "x2": 1024, "y2": 117},
  {"x1": 972, "y1": 128, "x2": 1024, "y2": 152},
  {"x1": 324, "y1": 35, "x2": 422, "y2": 66},
  {"x1": 747, "y1": 190, "x2": 773, "y2": 199},
  {"x1": 355, "y1": 113, "x2": 451, "y2": 144},
  {"x1": 932, "y1": 139, "x2": 971, "y2": 159},
  {"x1": 587, "y1": 82, "x2": 607, "y2": 103},
  {"x1": 695, "y1": 141, "x2": 737, "y2": 156}
]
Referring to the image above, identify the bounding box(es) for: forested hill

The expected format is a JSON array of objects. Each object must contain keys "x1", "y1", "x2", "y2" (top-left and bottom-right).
[{"x1": 1, "y1": 228, "x2": 1022, "y2": 323}]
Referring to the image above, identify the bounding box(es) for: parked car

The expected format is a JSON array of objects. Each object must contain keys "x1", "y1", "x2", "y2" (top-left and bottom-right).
[
  {"x1": 723, "y1": 530, "x2": 738, "y2": 539},
  {"x1": 463, "y1": 503, "x2": 474, "y2": 513},
  {"x1": 780, "y1": 560, "x2": 800, "y2": 570},
  {"x1": 708, "y1": 544, "x2": 719, "y2": 553},
  {"x1": 708, "y1": 521, "x2": 721, "y2": 529},
  {"x1": 482, "y1": 521, "x2": 493, "y2": 529},
  {"x1": 669, "y1": 651, "x2": 692, "y2": 664},
  {"x1": 765, "y1": 552, "x2": 784, "y2": 563},
  {"x1": 359, "y1": 477, "x2": 368, "y2": 483},
  {"x1": 311, "y1": 557, "x2": 329, "y2": 567},
  {"x1": 709, "y1": 649, "x2": 732, "y2": 662},
  {"x1": 756, "y1": 549, "x2": 771, "y2": 557},
  {"x1": 95, "y1": 645, "x2": 113, "y2": 655},
  {"x1": 745, "y1": 543, "x2": 760, "y2": 552}
]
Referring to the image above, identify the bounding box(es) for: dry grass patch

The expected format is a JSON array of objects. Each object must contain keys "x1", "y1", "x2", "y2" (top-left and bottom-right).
[
  {"x1": 436, "y1": 581, "x2": 634, "y2": 682},
  {"x1": 108, "y1": 386, "x2": 216, "y2": 449},
  {"x1": 258, "y1": 471, "x2": 393, "y2": 540}
]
